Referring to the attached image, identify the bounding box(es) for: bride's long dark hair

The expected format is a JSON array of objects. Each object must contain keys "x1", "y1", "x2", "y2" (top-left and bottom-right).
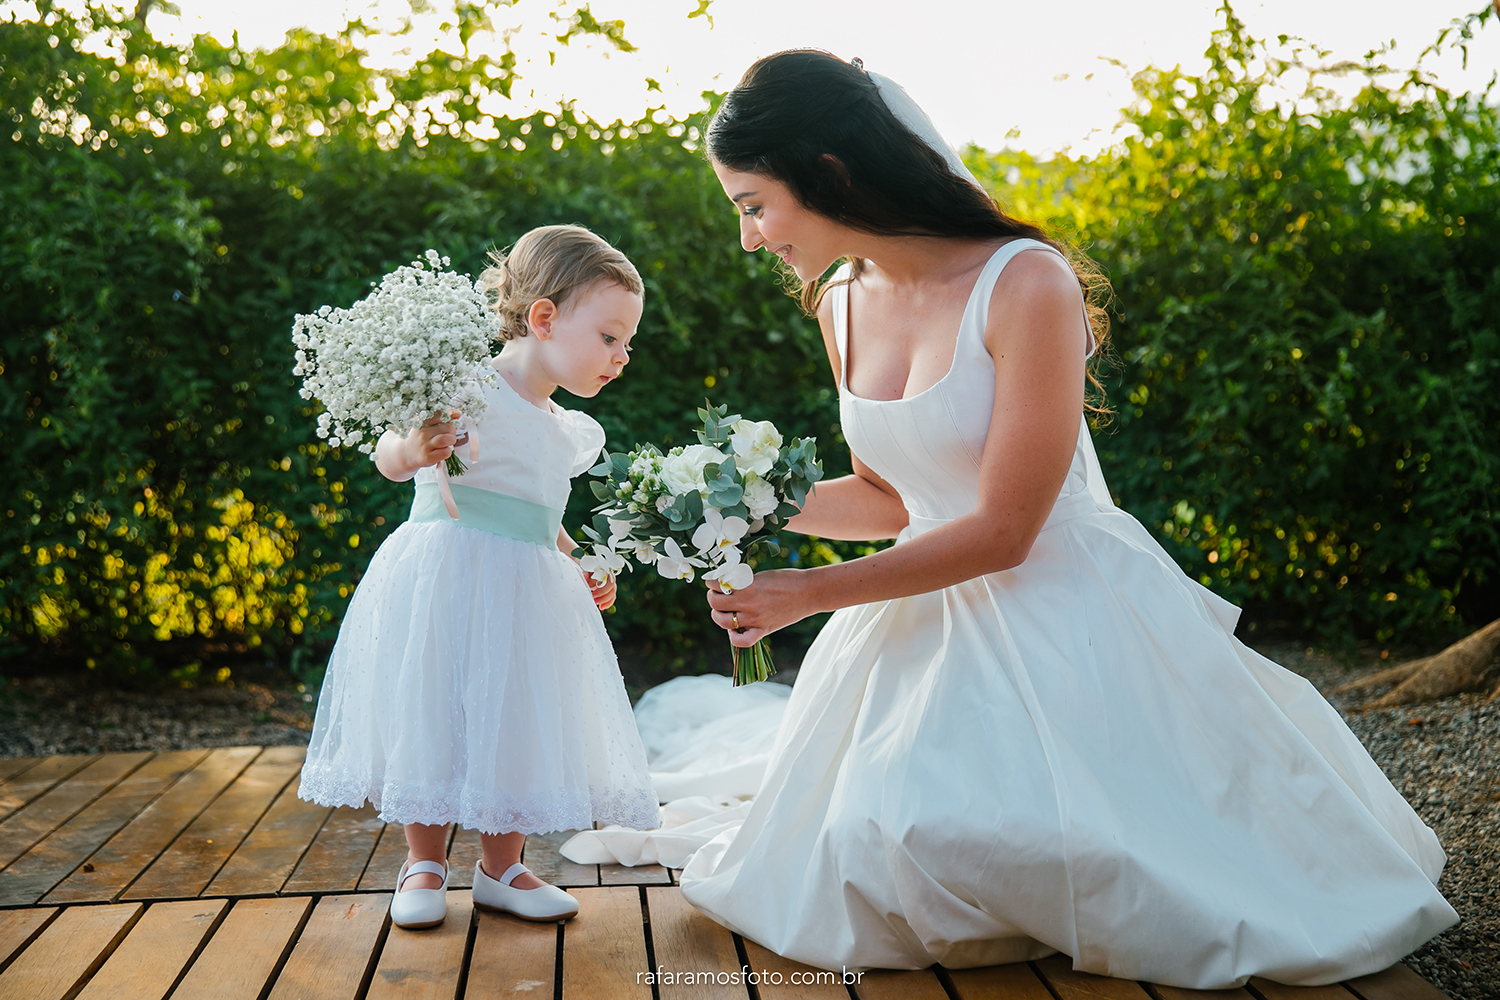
[{"x1": 706, "y1": 49, "x2": 1111, "y2": 405}]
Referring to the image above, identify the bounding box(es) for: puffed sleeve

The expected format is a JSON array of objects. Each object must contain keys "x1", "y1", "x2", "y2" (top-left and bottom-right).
[{"x1": 560, "y1": 409, "x2": 607, "y2": 478}]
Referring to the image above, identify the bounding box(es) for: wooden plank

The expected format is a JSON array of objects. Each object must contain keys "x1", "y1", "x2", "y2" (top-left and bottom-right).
[
  {"x1": 283, "y1": 804, "x2": 384, "y2": 894},
  {"x1": 1154, "y1": 985, "x2": 1255, "y2": 999},
  {"x1": 0, "y1": 759, "x2": 40, "y2": 786},
  {"x1": 0, "y1": 750, "x2": 209, "y2": 906},
  {"x1": 0, "y1": 755, "x2": 96, "y2": 823},
  {"x1": 207, "y1": 780, "x2": 331, "y2": 896},
  {"x1": 0, "y1": 907, "x2": 57, "y2": 971},
  {"x1": 646, "y1": 886, "x2": 745, "y2": 1000},
  {"x1": 171, "y1": 896, "x2": 314, "y2": 1000},
  {"x1": 74, "y1": 898, "x2": 229, "y2": 1000},
  {"x1": 1346, "y1": 964, "x2": 1450, "y2": 1000},
  {"x1": 0, "y1": 902, "x2": 143, "y2": 1000},
  {"x1": 358, "y1": 822, "x2": 413, "y2": 892},
  {"x1": 739, "y1": 938, "x2": 849, "y2": 1000},
  {"x1": 1032, "y1": 956, "x2": 1154, "y2": 1000},
  {"x1": 266, "y1": 894, "x2": 391, "y2": 1000},
  {"x1": 874, "y1": 967, "x2": 977, "y2": 1000},
  {"x1": 464, "y1": 909, "x2": 556, "y2": 998},
  {"x1": 42, "y1": 746, "x2": 261, "y2": 904},
  {"x1": 523, "y1": 830, "x2": 597, "y2": 889},
  {"x1": 562, "y1": 886, "x2": 650, "y2": 999},
  {"x1": 124, "y1": 746, "x2": 304, "y2": 900},
  {"x1": 601, "y1": 862, "x2": 673, "y2": 886},
  {"x1": 0, "y1": 752, "x2": 151, "y2": 869},
  {"x1": 448, "y1": 826, "x2": 481, "y2": 890},
  {"x1": 1250, "y1": 980, "x2": 1359, "y2": 1000},
  {"x1": 365, "y1": 889, "x2": 473, "y2": 1000}
]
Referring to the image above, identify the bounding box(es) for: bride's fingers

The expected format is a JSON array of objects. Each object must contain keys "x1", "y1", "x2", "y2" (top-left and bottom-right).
[
  {"x1": 705, "y1": 587, "x2": 739, "y2": 611},
  {"x1": 710, "y1": 609, "x2": 745, "y2": 631},
  {"x1": 729, "y1": 627, "x2": 765, "y2": 648}
]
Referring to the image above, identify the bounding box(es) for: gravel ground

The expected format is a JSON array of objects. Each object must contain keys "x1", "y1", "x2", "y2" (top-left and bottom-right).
[
  {"x1": 0, "y1": 675, "x2": 315, "y2": 755},
  {"x1": 1270, "y1": 643, "x2": 1499, "y2": 1000},
  {"x1": 0, "y1": 645, "x2": 1494, "y2": 997}
]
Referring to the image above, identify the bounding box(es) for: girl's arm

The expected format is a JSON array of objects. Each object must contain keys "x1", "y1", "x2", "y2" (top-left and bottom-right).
[
  {"x1": 374, "y1": 416, "x2": 459, "y2": 482},
  {"x1": 708, "y1": 249, "x2": 1086, "y2": 645},
  {"x1": 561, "y1": 526, "x2": 618, "y2": 611},
  {"x1": 780, "y1": 292, "x2": 910, "y2": 541}
]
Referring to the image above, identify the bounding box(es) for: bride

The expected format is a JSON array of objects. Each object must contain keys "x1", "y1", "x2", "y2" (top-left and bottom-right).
[{"x1": 566, "y1": 50, "x2": 1456, "y2": 989}]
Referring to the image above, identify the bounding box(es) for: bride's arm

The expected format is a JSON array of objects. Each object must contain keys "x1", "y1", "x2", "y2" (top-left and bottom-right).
[
  {"x1": 709, "y1": 249, "x2": 1086, "y2": 645},
  {"x1": 782, "y1": 293, "x2": 909, "y2": 540}
]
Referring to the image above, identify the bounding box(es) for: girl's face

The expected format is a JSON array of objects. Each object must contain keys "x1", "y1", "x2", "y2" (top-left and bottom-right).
[
  {"x1": 712, "y1": 160, "x2": 848, "y2": 281},
  {"x1": 527, "y1": 280, "x2": 643, "y2": 397}
]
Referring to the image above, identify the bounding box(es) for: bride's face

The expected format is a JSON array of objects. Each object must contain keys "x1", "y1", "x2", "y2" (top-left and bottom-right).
[{"x1": 712, "y1": 160, "x2": 847, "y2": 281}]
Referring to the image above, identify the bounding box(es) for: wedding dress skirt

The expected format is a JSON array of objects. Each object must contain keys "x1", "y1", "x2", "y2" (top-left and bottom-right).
[{"x1": 565, "y1": 241, "x2": 1455, "y2": 987}]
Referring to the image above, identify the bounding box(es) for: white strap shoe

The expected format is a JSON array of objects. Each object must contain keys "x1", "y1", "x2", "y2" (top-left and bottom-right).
[
  {"x1": 391, "y1": 858, "x2": 449, "y2": 929},
  {"x1": 472, "y1": 860, "x2": 580, "y2": 921}
]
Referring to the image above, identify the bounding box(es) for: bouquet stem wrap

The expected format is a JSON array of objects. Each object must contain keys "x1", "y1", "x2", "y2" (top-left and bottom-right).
[{"x1": 434, "y1": 426, "x2": 477, "y2": 520}]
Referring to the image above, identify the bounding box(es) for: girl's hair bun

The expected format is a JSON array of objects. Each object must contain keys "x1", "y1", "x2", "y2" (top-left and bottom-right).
[{"x1": 480, "y1": 224, "x2": 643, "y2": 341}]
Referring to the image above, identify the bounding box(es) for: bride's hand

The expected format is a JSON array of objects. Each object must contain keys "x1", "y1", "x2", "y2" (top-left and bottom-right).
[{"x1": 705, "y1": 569, "x2": 812, "y2": 647}]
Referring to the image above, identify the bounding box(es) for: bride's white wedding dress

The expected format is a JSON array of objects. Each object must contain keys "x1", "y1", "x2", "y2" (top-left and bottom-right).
[{"x1": 564, "y1": 240, "x2": 1456, "y2": 988}]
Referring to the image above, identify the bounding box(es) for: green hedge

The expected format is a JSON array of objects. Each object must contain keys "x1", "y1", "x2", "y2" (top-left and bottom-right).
[
  {"x1": 2, "y1": 2, "x2": 1496, "y2": 681},
  {"x1": 971, "y1": 7, "x2": 1500, "y2": 642}
]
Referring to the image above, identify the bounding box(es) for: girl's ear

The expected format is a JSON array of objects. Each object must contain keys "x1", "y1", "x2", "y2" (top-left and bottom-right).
[{"x1": 526, "y1": 298, "x2": 558, "y2": 340}]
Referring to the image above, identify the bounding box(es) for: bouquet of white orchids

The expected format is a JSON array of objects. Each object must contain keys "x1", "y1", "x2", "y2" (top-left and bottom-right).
[
  {"x1": 291, "y1": 250, "x2": 498, "y2": 517},
  {"x1": 576, "y1": 403, "x2": 823, "y2": 685}
]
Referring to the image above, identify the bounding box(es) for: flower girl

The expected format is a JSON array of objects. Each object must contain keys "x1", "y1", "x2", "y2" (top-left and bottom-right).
[{"x1": 298, "y1": 224, "x2": 659, "y2": 929}]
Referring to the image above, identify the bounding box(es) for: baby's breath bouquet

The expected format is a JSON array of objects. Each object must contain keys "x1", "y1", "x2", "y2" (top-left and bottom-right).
[
  {"x1": 291, "y1": 250, "x2": 498, "y2": 488},
  {"x1": 578, "y1": 403, "x2": 823, "y2": 685}
]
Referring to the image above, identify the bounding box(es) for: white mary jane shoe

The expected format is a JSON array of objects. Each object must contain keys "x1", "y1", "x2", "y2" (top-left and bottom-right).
[
  {"x1": 472, "y1": 861, "x2": 580, "y2": 922},
  {"x1": 390, "y1": 858, "x2": 449, "y2": 929}
]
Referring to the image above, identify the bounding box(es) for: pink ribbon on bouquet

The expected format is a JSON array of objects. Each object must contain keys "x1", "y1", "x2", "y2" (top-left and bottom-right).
[{"x1": 432, "y1": 421, "x2": 478, "y2": 521}]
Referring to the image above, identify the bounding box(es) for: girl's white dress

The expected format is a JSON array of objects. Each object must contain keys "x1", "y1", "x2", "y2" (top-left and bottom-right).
[
  {"x1": 298, "y1": 375, "x2": 659, "y2": 836},
  {"x1": 566, "y1": 241, "x2": 1457, "y2": 988}
]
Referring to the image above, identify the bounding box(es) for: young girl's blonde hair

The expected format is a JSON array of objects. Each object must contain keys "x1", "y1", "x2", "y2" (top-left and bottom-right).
[{"x1": 481, "y1": 224, "x2": 643, "y2": 341}]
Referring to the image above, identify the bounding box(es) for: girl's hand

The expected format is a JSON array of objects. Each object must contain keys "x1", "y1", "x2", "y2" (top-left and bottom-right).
[
  {"x1": 705, "y1": 568, "x2": 813, "y2": 647},
  {"x1": 374, "y1": 412, "x2": 461, "y2": 482},
  {"x1": 586, "y1": 571, "x2": 617, "y2": 611},
  {"x1": 408, "y1": 412, "x2": 460, "y2": 468}
]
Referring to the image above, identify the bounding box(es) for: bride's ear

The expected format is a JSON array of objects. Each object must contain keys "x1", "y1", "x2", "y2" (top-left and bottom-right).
[
  {"x1": 526, "y1": 298, "x2": 558, "y2": 340},
  {"x1": 819, "y1": 153, "x2": 851, "y2": 187}
]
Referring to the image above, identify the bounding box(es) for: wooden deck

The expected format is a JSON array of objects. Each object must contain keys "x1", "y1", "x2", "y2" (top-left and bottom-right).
[{"x1": 0, "y1": 747, "x2": 1449, "y2": 999}]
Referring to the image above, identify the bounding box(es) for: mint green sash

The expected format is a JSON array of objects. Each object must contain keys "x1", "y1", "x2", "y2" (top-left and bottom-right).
[{"x1": 409, "y1": 482, "x2": 563, "y2": 547}]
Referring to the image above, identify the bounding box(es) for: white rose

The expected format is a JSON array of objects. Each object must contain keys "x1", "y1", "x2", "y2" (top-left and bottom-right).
[
  {"x1": 742, "y1": 476, "x2": 779, "y2": 519},
  {"x1": 659, "y1": 444, "x2": 729, "y2": 496},
  {"x1": 730, "y1": 419, "x2": 782, "y2": 477}
]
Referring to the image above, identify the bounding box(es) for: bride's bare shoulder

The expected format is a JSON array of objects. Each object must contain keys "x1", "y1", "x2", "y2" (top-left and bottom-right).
[
  {"x1": 980, "y1": 247, "x2": 1088, "y2": 367},
  {"x1": 988, "y1": 247, "x2": 1083, "y2": 332}
]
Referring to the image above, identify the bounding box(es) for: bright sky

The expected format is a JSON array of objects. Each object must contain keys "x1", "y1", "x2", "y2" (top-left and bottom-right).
[{"x1": 156, "y1": 0, "x2": 1497, "y2": 156}]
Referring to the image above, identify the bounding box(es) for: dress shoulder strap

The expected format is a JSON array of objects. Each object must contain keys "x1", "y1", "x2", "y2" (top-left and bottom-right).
[
  {"x1": 961, "y1": 238, "x2": 1097, "y2": 358},
  {"x1": 827, "y1": 260, "x2": 855, "y2": 370}
]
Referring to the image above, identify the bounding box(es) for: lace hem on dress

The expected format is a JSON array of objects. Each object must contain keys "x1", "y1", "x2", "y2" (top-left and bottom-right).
[{"x1": 299, "y1": 766, "x2": 661, "y2": 835}]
